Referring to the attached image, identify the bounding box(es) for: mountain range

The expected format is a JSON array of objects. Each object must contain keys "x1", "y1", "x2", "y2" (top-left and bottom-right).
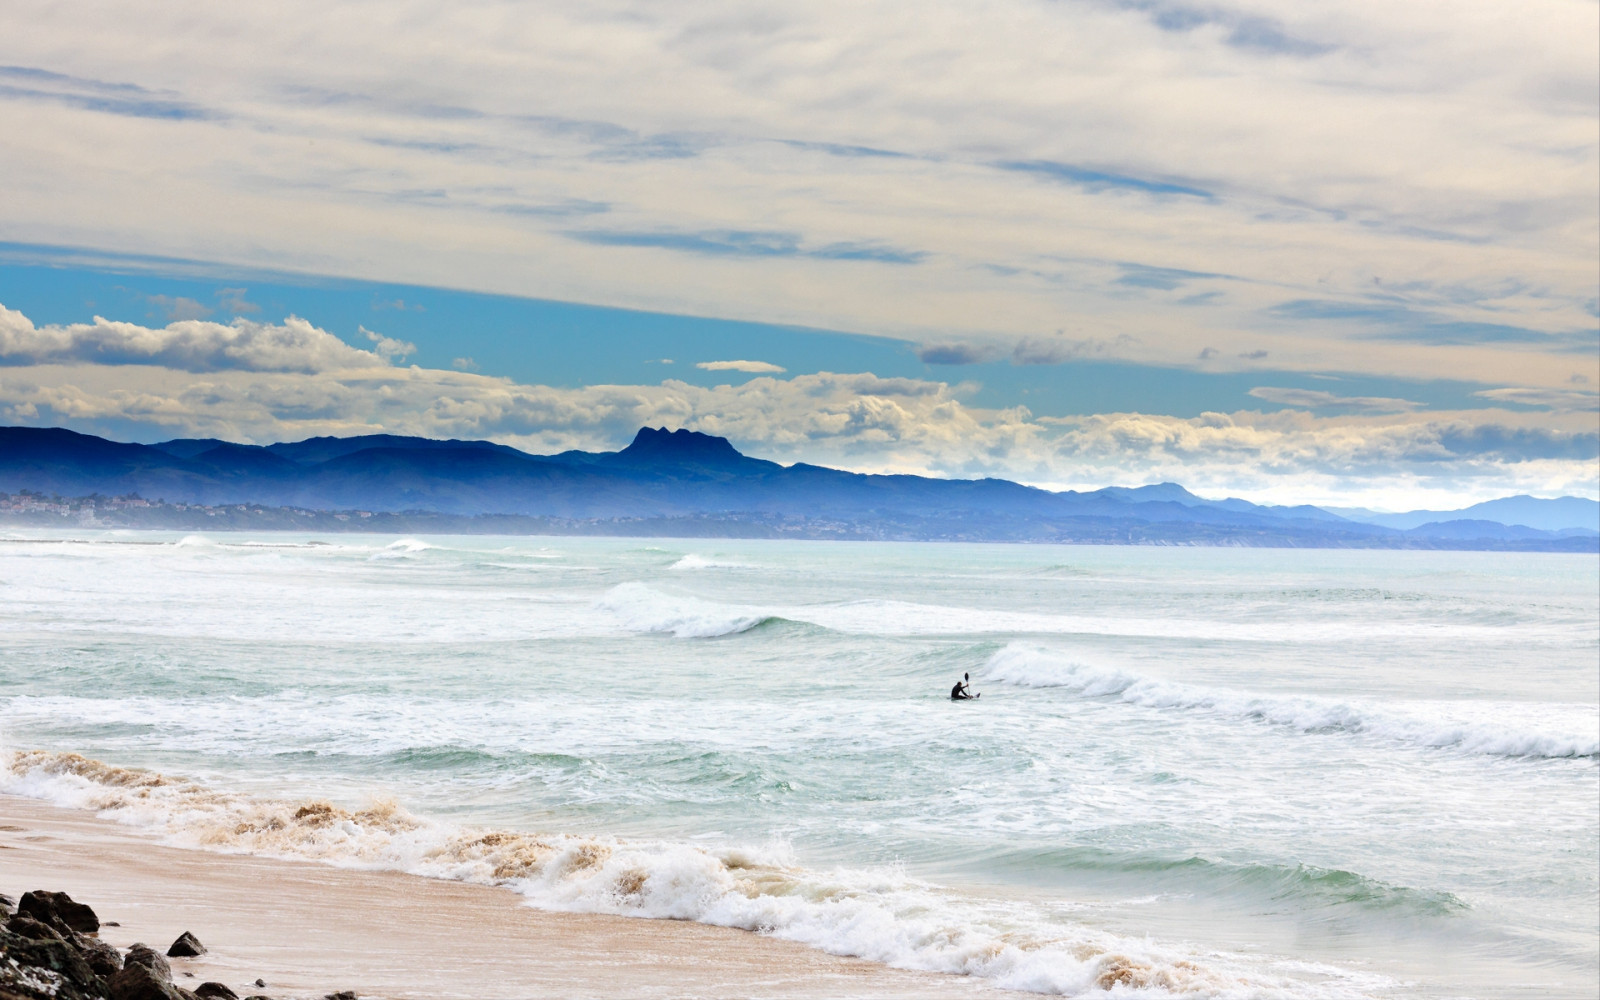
[{"x1": 1, "y1": 425, "x2": 1594, "y2": 549}]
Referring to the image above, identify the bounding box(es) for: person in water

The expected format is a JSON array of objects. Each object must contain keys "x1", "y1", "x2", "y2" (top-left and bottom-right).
[{"x1": 950, "y1": 672, "x2": 978, "y2": 700}]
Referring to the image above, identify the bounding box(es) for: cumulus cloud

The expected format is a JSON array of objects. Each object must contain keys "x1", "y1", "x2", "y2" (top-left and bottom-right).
[
  {"x1": 0, "y1": 304, "x2": 390, "y2": 373},
  {"x1": 362, "y1": 326, "x2": 416, "y2": 363},
  {"x1": 696, "y1": 359, "x2": 786, "y2": 373}
]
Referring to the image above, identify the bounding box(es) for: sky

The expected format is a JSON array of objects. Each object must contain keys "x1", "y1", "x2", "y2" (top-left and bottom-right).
[{"x1": 0, "y1": 0, "x2": 1596, "y2": 508}]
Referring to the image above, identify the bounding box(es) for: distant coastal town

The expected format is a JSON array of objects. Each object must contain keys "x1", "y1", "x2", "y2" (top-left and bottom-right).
[
  {"x1": 3, "y1": 489, "x2": 1593, "y2": 551},
  {"x1": 0, "y1": 490, "x2": 863, "y2": 539}
]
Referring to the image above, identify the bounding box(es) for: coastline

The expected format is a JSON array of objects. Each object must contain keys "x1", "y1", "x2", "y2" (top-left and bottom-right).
[{"x1": 0, "y1": 794, "x2": 1000, "y2": 1000}]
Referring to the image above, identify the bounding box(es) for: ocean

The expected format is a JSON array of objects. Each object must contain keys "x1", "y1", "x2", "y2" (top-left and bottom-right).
[{"x1": 1, "y1": 531, "x2": 1596, "y2": 998}]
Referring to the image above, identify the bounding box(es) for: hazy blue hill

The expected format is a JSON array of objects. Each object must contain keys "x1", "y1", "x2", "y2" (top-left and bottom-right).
[
  {"x1": 0, "y1": 426, "x2": 220, "y2": 500},
  {"x1": 293, "y1": 446, "x2": 667, "y2": 517},
  {"x1": 1322, "y1": 495, "x2": 1600, "y2": 533},
  {"x1": 1, "y1": 424, "x2": 1593, "y2": 549},
  {"x1": 1098, "y1": 483, "x2": 1207, "y2": 505},
  {"x1": 149, "y1": 438, "x2": 239, "y2": 460},
  {"x1": 1403, "y1": 519, "x2": 1566, "y2": 542},
  {"x1": 264, "y1": 433, "x2": 529, "y2": 465},
  {"x1": 193, "y1": 443, "x2": 304, "y2": 479},
  {"x1": 1456, "y1": 496, "x2": 1599, "y2": 533}
]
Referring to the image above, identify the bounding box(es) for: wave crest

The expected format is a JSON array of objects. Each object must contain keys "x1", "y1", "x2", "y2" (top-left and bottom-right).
[
  {"x1": 596, "y1": 582, "x2": 777, "y2": 638},
  {"x1": 1, "y1": 749, "x2": 1385, "y2": 998},
  {"x1": 669, "y1": 554, "x2": 749, "y2": 570},
  {"x1": 984, "y1": 644, "x2": 1600, "y2": 759}
]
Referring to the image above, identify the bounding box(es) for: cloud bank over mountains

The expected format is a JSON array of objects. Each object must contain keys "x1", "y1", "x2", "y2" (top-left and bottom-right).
[{"x1": 1, "y1": 304, "x2": 1591, "y2": 508}]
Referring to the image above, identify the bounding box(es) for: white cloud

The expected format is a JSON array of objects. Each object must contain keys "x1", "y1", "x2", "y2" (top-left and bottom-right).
[
  {"x1": 362, "y1": 326, "x2": 416, "y2": 363},
  {"x1": 1474, "y1": 387, "x2": 1600, "y2": 412},
  {"x1": 0, "y1": 304, "x2": 389, "y2": 373},
  {"x1": 696, "y1": 359, "x2": 786, "y2": 373},
  {"x1": 0, "y1": 0, "x2": 1592, "y2": 391},
  {"x1": 1247, "y1": 386, "x2": 1426, "y2": 413}
]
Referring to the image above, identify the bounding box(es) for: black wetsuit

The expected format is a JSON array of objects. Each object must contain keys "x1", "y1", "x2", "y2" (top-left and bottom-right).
[{"x1": 951, "y1": 682, "x2": 971, "y2": 700}]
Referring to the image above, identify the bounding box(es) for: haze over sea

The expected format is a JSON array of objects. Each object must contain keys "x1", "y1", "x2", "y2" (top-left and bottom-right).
[{"x1": 2, "y1": 531, "x2": 1596, "y2": 998}]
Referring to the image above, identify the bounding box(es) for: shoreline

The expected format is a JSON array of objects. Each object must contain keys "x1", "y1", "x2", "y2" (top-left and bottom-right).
[
  {"x1": 0, "y1": 794, "x2": 1000, "y2": 1000},
  {"x1": 5, "y1": 502, "x2": 1595, "y2": 553}
]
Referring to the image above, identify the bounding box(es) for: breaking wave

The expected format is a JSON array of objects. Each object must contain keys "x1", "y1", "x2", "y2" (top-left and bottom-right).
[
  {"x1": 984, "y1": 644, "x2": 1600, "y2": 760},
  {"x1": 986, "y1": 846, "x2": 1467, "y2": 917},
  {"x1": 596, "y1": 582, "x2": 784, "y2": 638},
  {"x1": 0, "y1": 749, "x2": 1387, "y2": 998},
  {"x1": 669, "y1": 554, "x2": 751, "y2": 570},
  {"x1": 368, "y1": 538, "x2": 440, "y2": 560}
]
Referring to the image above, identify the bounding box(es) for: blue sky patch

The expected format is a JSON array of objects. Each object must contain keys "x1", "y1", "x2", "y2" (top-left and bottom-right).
[
  {"x1": 998, "y1": 160, "x2": 1214, "y2": 199},
  {"x1": 0, "y1": 244, "x2": 1540, "y2": 433}
]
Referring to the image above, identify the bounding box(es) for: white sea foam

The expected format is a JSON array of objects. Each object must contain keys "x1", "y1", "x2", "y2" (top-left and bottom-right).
[
  {"x1": 596, "y1": 582, "x2": 772, "y2": 638},
  {"x1": 669, "y1": 554, "x2": 749, "y2": 570},
  {"x1": 368, "y1": 538, "x2": 439, "y2": 560},
  {"x1": 0, "y1": 749, "x2": 1387, "y2": 999},
  {"x1": 984, "y1": 644, "x2": 1600, "y2": 759}
]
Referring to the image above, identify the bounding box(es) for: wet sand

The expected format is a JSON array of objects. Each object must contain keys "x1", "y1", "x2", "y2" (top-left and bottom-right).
[{"x1": 0, "y1": 794, "x2": 1002, "y2": 999}]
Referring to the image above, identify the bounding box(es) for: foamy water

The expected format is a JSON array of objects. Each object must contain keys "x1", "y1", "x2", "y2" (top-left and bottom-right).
[{"x1": 1, "y1": 532, "x2": 1596, "y2": 998}]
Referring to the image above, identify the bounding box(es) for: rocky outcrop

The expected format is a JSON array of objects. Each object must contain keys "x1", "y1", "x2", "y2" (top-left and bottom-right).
[
  {"x1": 165, "y1": 933, "x2": 205, "y2": 959},
  {"x1": 17, "y1": 891, "x2": 100, "y2": 934},
  {"x1": 0, "y1": 889, "x2": 361, "y2": 1000},
  {"x1": 106, "y1": 961, "x2": 188, "y2": 1000},
  {"x1": 0, "y1": 918, "x2": 107, "y2": 1000},
  {"x1": 122, "y1": 944, "x2": 172, "y2": 982}
]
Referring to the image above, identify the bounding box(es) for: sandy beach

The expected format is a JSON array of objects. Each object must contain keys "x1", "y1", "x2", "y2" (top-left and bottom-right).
[{"x1": 0, "y1": 794, "x2": 1001, "y2": 1000}]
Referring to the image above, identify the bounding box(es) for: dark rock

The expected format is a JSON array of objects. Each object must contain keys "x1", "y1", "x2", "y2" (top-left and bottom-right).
[
  {"x1": 253, "y1": 981, "x2": 265, "y2": 989},
  {"x1": 5, "y1": 915, "x2": 66, "y2": 942},
  {"x1": 0, "y1": 925, "x2": 106, "y2": 997},
  {"x1": 325, "y1": 993, "x2": 357, "y2": 1000},
  {"x1": 17, "y1": 891, "x2": 99, "y2": 934},
  {"x1": 165, "y1": 933, "x2": 205, "y2": 959},
  {"x1": 104, "y1": 921, "x2": 121, "y2": 927},
  {"x1": 108, "y1": 964, "x2": 185, "y2": 1000},
  {"x1": 0, "y1": 893, "x2": 14, "y2": 916},
  {"x1": 77, "y1": 933, "x2": 124, "y2": 979},
  {"x1": 6, "y1": 909, "x2": 117, "y2": 980},
  {"x1": 123, "y1": 944, "x2": 173, "y2": 982},
  {"x1": 193, "y1": 984, "x2": 239, "y2": 1000}
]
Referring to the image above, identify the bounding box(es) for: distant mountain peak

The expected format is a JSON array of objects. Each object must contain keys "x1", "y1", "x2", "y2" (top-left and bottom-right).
[
  {"x1": 1098, "y1": 482, "x2": 1206, "y2": 506},
  {"x1": 618, "y1": 426, "x2": 746, "y2": 464}
]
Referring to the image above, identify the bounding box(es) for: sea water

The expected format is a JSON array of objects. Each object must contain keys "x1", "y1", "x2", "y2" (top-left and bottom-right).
[{"x1": 1, "y1": 531, "x2": 1595, "y2": 998}]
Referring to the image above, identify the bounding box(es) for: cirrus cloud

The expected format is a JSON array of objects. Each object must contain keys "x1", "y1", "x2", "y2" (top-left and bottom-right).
[{"x1": 696, "y1": 359, "x2": 786, "y2": 373}]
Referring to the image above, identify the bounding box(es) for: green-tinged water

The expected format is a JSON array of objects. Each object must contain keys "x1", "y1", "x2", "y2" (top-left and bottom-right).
[{"x1": 2, "y1": 532, "x2": 1596, "y2": 997}]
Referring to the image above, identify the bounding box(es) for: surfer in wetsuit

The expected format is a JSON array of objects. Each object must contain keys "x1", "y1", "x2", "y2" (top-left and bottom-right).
[{"x1": 950, "y1": 672, "x2": 978, "y2": 700}]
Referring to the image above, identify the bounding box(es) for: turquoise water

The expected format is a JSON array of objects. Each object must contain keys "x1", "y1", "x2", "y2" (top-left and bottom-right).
[{"x1": 2, "y1": 532, "x2": 1596, "y2": 997}]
